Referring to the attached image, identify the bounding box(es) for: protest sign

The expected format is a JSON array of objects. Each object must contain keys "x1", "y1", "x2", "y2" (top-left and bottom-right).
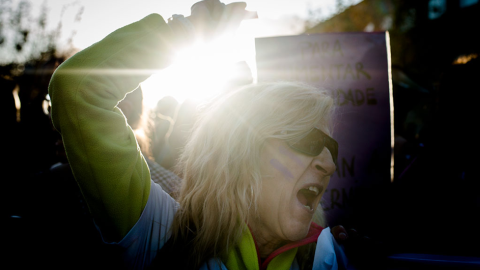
[{"x1": 255, "y1": 32, "x2": 393, "y2": 227}]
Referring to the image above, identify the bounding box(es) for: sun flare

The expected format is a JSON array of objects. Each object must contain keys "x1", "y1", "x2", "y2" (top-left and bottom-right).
[{"x1": 141, "y1": 38, "x2": 248, "y2": 109}]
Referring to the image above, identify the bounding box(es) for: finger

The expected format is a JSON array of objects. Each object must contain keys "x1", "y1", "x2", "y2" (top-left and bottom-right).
[
  {"x1": 195, "y1": 0, "x2": 221, "y2": 11},
  {"x1": 189, "y1": 1, "x2": 217, "y2": 38},
  {"x1": 219, "y1": 2, "x2": 247, "y2": 29},
  {"x1": 210, "y1": 0, "x2": 226, "y2": 21},
  {"x1": 338, "y1": 232, "x2": 347, "y2": 241},
  {"x1": 331, "y1": 225, "x2": 346, "y2": 235},
  {"x1": 191, "y1": 0, "x2": 221, "y2": 19},
  {"x1": 224, "y1": 2, "x2": 247, "y2": 19},
  {"x1": 190, "y1": 2, "x2": 214, "y2": 22},
  {"x1": 225, "y1": 2, "x2": 247, "y2": 10},
  {"x1": 331, "y1": 225, "x2": 348, "y2": 241}
]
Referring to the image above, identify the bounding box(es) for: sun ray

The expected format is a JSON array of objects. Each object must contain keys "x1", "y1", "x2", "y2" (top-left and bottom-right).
[{"x1": 141, "y1": 37, "x2": 245, "y2": 108}]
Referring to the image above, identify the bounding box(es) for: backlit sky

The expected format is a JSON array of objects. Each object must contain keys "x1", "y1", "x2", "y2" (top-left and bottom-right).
[{"x1": 34, "y1": 0, "x2": 361, "y2": 106}]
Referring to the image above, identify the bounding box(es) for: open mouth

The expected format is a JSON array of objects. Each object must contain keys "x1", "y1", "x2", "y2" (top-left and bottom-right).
[{"x1": 297, "y1": 186, "x2": 321, "y2": 212}]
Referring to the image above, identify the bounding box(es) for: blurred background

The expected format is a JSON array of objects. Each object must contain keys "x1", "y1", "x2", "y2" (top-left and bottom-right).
[
  {"x1": 2, "y1": 0, "x2": 478, "y2": 174},
  {"x1": 1, "y1": 0, "x2": 479, "y2": 268}
]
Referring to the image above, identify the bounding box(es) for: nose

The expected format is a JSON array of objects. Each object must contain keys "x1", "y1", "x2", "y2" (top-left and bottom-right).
[{"x1": 311, "y1": 147, "x2": 336, "y2": 176}]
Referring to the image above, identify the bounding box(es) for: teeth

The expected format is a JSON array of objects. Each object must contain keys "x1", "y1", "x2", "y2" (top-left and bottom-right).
[
  {"x1": 308, "y1": 186, "x2": 319, "y2": 196},
  {"x1": 304, "y1": 205, "x2": 312, "y2": 211}
]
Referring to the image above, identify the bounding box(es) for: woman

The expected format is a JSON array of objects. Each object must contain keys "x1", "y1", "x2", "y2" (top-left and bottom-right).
[{"x1": 48, "y1": 1, "x2": 348, "y2": 269}]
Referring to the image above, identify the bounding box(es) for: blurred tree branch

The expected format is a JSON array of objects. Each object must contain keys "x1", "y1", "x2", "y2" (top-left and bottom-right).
[
  {"x1": 1, "y1": 1, "x2": 84, "y2": 169},
  {"x1": 0, "y1": 0, "x2": 83, "y2": 68}
]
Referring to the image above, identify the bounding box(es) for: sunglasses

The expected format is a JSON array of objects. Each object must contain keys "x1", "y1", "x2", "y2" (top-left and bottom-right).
[{"x1": 285, "y1": 127, "x2": 338, "y2": 166}]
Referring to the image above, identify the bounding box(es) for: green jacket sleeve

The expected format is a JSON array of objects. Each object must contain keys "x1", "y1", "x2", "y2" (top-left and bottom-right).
[{"x1": 48, "y1": 13, "x2": 176, "y2": 241}]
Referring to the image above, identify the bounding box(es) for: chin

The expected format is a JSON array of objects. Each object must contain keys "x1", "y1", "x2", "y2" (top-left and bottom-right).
[{"x1": 284, "y1": 222, "x2": 311, "y2": 242}]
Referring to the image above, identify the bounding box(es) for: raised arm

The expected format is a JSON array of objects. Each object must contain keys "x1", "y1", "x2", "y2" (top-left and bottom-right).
[
  {"x1": 48, "y1": 0, "x2": 251, "y2": 242},
  {"x1": 49, "y1": 13, "x2": 175, "y2": 241}
]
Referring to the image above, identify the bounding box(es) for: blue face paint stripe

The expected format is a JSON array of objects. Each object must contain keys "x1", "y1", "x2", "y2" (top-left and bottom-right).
[
  {"x1": 270, "y1": 158, "x2": 294, "y2": 179},
  {"x1": 279, "y1": 145, "x2": 305, "y2": 167}
]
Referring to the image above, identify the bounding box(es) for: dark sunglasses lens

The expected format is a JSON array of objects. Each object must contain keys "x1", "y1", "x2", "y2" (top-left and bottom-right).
[
  {"x1": 325, "y1": 136, "x2": 338, "y2": 165},
  {"x1": 288, "y1": 129, "x2": 325, "y2": 156},
  {"x1": 287, "y1": 128, "x2": 338, "y2": 164}
]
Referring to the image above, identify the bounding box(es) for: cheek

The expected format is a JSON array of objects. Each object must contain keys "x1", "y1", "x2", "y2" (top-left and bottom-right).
[
  {"x1": 323, "y1": 177, "x2": 331, "y2": 191},
  {"x1": 257, "y1": 179, "x2": 285, "y2": 224},
  {"x1": 278, "y1": 145, "x2": 310, "y2": 168},
  {"x1": 269, "y1": 158, "x2": 294, "y2": 179},
  {"x1": 259, "y1": 161, "x2": 292, "y2": 211},
  {"x1": 278, "y1": 145, "x2": 306, "y2": 168},
  {"x1": 317, "y1": 178, "x2": 331, "y2": 200},
  {"x1": 260, "y1": 141, "x2": 311, "y2": 182}
]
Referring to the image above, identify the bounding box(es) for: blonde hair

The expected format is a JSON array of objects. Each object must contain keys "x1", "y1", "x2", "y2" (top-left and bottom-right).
[{"x1": 171, "y1": 81, "x2": 335, "y2": 266}]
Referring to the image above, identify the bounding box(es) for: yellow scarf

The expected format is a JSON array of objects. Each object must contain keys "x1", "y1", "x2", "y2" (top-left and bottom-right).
[{"x1": 225, "y1": 226, "x2": 297, "y2": 270}]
